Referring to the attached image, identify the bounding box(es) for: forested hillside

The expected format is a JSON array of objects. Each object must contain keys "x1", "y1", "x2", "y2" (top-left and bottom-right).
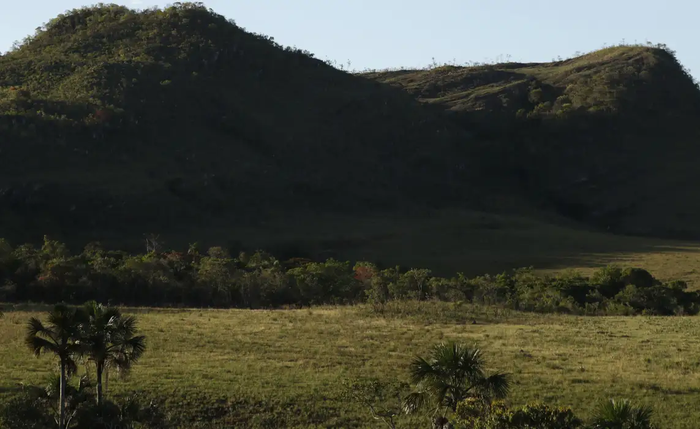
[
  {"x1": 2, "y1": 3, "x2": 700, "y2": 259},
  {"x1": 367, "y1": 46, "x2": 700, "y2": 237},
  {"x1": 0, "y1": 3, "x2": 487, "y2": 249}
]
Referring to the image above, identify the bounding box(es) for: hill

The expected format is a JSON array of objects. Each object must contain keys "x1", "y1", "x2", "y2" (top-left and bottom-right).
[
  {"x1": 3, "y1": 4, "x2": 700, "y2": 275},
  {"x1": 366, "y1": 46, "x2": 700, "y2": 238},
  {"x1": 0, "y1": 3, "x2": 491, "y2": 250}
]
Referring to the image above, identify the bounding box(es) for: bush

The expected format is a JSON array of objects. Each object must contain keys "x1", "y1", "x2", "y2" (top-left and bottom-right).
[
  {"x1": 73, "y1": 395, "x2": 167, "y2": 429},
  {"x1": 0, "y1": 388, "x2": 167, "y2": 429},
  {"x1": 287, "y1": 259, "x2": 359, "y2": 305},
  {"x1": 451, "y1": 400, "x2": 582, "y2": 429},
  {"x1": 392, "y1": 268, "x2": 432, "y2": 300},
  {"x1": 0, "y1": 392, "x2": 55, "y2": 429}
]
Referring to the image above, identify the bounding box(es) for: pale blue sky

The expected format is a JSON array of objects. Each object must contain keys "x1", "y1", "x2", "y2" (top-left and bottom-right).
[{"x1": 1, "y1": 1, "x2": 697, "y2": 78}]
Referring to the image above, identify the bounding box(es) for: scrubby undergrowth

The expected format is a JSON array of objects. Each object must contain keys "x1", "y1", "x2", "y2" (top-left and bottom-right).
[{"x1": 1, "y1": 236, "x2": 697, "y2": 316}]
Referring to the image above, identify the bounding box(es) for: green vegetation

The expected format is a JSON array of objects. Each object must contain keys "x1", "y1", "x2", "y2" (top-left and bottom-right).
[
  {"x1": 366, "y1": 44, "x2": 700, "y2": 239},
  {"x1": 16, "y1": 303, "x2": 152, "y2": 428},
  {"x1": 2, "y1": 3, "x2": 700, "y2": 268},
  {"x1": 1, "y1": 236, "x2": 698, "y2": 315},
  {"x1": 591, "y1": 399, "x2": 655, "y2": 429},
  {"x1": 3, "y1": 4, "x2": 700, "y2": 426},
  {"x1": 2, "y1": 305, "x2": 695, "y2": 427},
  {"x1": 0, "y1": 2, "x2": 474, "y2": 251},
  {"x1": 25, "y1": 305, "x2": 85, "y2": 428},
  {"x1": 402, "y1": 342, "x2": 510, "y2": 425},
  {"x1": 80, "y1": 301, "x2": 146, "y2": 407}
]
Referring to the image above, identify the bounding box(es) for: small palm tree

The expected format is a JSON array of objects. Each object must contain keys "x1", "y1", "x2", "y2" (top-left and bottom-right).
[
  {"x1": 25, "y1": 304, "x2": 86, "y2": 429},
  {"x1": 79, "y1": 301, "x2": 146, "y2": 406},
  {"x1": 591, "y1": 399, "x2": 656, "y2": 429},
  {"x1": 23, "y1": 374, "x2": 93, "y2": 428},
  {"x1": 403, "y1": 342, "x2": 509, "y2": 427}
]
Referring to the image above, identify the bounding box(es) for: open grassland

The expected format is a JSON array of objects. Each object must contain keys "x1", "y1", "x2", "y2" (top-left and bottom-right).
[{"x1": 1, "y1": 304, "x2": 700, "y2": 428}]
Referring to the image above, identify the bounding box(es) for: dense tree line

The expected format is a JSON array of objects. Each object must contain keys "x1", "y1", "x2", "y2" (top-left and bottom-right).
[{"x1": 0, "y1": 236, "x2": 698, "y2": 315}]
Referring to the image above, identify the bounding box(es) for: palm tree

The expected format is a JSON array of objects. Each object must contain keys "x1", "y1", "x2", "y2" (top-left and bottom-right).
[
  {"x1": 591, "y1": 399, "x2": 656, "y2": 429},
  {"x1": 25, "y1": 304, "x2": 86, "y2": 429},
  {"x1": 79, "y1": 301, "x2": 146, "y2": 407},
  {"x1": 403, "y1": 342, "x2": 509, "y2": 427}
]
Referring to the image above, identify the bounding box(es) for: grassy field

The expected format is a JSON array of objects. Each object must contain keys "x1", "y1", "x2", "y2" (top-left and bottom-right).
[{"x1": 1, "y1": 303, "x2": 700, "y2": 428}]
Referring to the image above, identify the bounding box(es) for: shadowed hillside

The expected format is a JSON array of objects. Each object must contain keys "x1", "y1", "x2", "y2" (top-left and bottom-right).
[
  {"x1": 3, "y1": 4, "x2": 700, "y2": 273},
  {"x1": 0, "y1": 3, "x2": 489, "y2": 248},
  {"x1": 366, "y1": 46, "x2": 700, "y2": 237}
]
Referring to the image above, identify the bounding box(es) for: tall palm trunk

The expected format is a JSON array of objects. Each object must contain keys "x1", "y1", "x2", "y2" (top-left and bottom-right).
[
  {"x1": 59, "y1": 360, "x2": 66, "y2": 429},
  {"x1": 96, "y1": 362, "x2": 104, "y2": 407}
]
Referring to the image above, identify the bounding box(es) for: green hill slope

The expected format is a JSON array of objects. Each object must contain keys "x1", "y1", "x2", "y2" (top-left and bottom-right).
[
  {"x1": 3, "y1": 4, "x2": 700, "y2": 273},
  {"x1": 0, "y1": 4, "x2": 485, "y2": 248},
  {"x1": 366, "y1": 46, "x2": 700, "y2": 237}
]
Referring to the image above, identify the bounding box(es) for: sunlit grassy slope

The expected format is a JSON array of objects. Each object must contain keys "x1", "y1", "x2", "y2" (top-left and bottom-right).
[{"x1": 1, "y1": 305, "x2": 699, "y2": 428}]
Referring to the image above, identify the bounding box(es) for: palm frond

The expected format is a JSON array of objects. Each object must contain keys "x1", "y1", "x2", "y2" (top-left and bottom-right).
[
  {"x1": 402, "y1": 391, "x2": 429, "y2": 414},
  {"x1": 592, "y1": 399, "x2": 655, "y2": 428},
  {"x1": 111, "y1": 354, "x2": 134, "y2": 376},
  {"x1": 593, "y1": 398, "x2": 632, "y2": 424},
  {"x1": 103, "y1": 307, "x2": 122, "y2": 322},
  {"x1": 25, "y1": 335, "x2": 58, "y2": 357},
  {"x1": 432, "y1": 342, "x2": 485, "y2": 384},
  {"x1": 122, "y1": 335, "x2": 146, "y2": 361},
  {"x1": 409, "y1": 356, "x2": 440, "y2": 384},
  {"x1": 114, "y1": 315, "x2": 139, "y2": 338},
  {"x1": 26, "y1": 317, "x2": 54, "y2": 340},
  {"x1": 477, "y1": 372, "x2": 510, "y2": 400},
  {"x1": 630, "y1": 405, "x2": 655, "y2": 427},
  {"x1": 46, "y1": 304, "x2": 75, "y2": 331}
]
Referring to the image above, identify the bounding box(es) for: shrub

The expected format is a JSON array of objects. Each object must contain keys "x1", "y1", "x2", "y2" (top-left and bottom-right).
[
  {"x1": 287, "y1": 259, "x2": 359, "y2": 305},
  {"x1": 393, "y1": 268, "x2": 432, "y2": 300},
  {"x1": 365, "y1": 266, "x2": 400, "y2": 312},
  {"x1": 452, "y1": 400, "x2": 583, "y2": 428},
  {"x1": 591, "y1": 399, "x2": 656, "y2": 429},
  {"x1": 591, "y1": 266, "x2": 626, "y2": 298},
  {"x1": 0, "y1": 392, "x2": 55, "y2": 429},
  {"x1": 507, "y1": 403, "x2": 583, "y2": 428}
]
